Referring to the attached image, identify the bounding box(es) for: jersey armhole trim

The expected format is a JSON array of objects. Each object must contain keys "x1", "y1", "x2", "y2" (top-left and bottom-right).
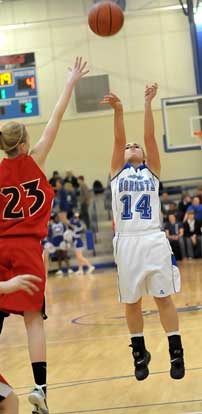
[{"x1": 146, "y1": 165, "x2": 160, "y2": 181}]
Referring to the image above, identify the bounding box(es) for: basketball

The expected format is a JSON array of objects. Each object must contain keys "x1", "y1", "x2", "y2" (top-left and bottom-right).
[{"x1": 88, "y1": 1, "x2": 124, "y2": 37}]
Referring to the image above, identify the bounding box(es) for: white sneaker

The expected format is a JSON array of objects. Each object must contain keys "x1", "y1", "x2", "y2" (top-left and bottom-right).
[
  {"x1": 55, "y1": 269, "x2": 64, "y2": 277},
  {"x1": 86, "y1": 265, "x2": 95, "y2": 274},
  {"x1": 29, "y1": 387, "x2": 49, "y2": 414},
  {"x1": 68, "y1": 268, "x2": 73, "y2": 275}
]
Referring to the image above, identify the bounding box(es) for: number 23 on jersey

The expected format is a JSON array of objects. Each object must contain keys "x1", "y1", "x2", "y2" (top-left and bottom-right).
[{"x1": 1, "y1": 179, "x2": 45, "y2": 219}]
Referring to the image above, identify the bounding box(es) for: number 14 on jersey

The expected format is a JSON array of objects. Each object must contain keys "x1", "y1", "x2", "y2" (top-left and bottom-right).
[{"x1": 121, "y1": 194, "x2": 152, "y2": 220}]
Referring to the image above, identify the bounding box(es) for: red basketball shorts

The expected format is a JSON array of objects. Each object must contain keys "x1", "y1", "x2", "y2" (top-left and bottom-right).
[{"x1": 0, "y1": 237, "x2": 45, "y2": 314}]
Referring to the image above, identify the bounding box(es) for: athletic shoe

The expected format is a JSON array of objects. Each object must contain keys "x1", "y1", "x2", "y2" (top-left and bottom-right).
[
  {"x1": 170, "y1": 349, "x2": 185, "y2": 379},
  {"x1": 68, "y1": 269, "x2": 73, "y2": 275},
  {"x1": 32, "y1": 405, "x2": 41, "y2": 414},
  {"x1": 28, "y1": 387, "x2": 49, "y2": 414},
  {"x1": 130, "y1": 346, "x2": 151, "y2": 381},
  {"x1": 86, "y1": 265, "x2": 95, "y2": 274},
  {"x1": 55, "y1": 269, "x2": 64, "y2": 277}
]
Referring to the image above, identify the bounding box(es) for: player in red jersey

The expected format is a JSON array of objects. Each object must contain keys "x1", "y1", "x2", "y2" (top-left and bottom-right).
[
  {"x1": 0, "y1": 274, "x2": 41, "y2": 414},
  {"x1": 0, "y1": 57, "x2": 89, "y2": 414}
]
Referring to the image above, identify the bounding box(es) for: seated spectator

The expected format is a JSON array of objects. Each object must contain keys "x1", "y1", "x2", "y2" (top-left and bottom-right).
[
  {"x1": 45, "y1": 213, "x2": 73, "y2": 276},
  {"x1": 49, "y1": 170, "x2": 61, "y2": 189},
  {"x1": 185, "y1": 196, "x2": 202, "y2": 222},
  {"x1": 63, "y1": 171, "x2": 79, "y2": 193},
  {"x1": 167, "y1": 201, "x2": 178, "y2": 219},
  {"x1": 183, "y1": 210, "x2": 202, "y2": 258},
  {"x1": 164, "y1": 214, "x2": 186, "y2": 260},
  {"x1": 93, "y1": 179, "x2": 104, "y2": 194},
  {"x1": 178, "y1": 192, "x2": 192, "y2": 221}
]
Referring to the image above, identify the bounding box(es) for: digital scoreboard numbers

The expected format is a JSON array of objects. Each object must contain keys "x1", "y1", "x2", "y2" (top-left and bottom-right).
[{"x1": 0, "y1": 53, "x2": 39, "y2": 119}]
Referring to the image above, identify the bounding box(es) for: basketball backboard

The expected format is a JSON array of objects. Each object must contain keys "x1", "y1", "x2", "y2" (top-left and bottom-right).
[{"x1": 161, "y1": 94, "x2": 202, "y2": 152}]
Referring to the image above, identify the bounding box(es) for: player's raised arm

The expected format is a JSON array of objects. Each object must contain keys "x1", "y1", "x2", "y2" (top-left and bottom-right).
[
  {"x1": 100, "y1": 93, "x2": 126, "y2": 177},
  {"x1": 31, "y1": 57, "x2": 89, "y2": 167},
  {"x1": 144, "y1": 83, "x2": 161, "y2": 178}
]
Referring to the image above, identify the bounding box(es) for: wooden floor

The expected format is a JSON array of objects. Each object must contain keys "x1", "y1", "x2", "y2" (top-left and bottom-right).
[{"x1": 1, "y1": 260, "x2": 202, "y2": 414}]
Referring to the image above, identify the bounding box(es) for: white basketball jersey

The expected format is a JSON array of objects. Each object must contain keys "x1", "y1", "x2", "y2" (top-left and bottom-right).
[{"x1": 111, "y1": 163, "x2": 161, "y2": 234}]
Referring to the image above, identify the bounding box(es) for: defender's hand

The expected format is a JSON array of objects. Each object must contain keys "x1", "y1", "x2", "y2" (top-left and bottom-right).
[
  {"x1": 145, "y1": 83, "x2": 158, "y2": 103},
  {"x1": 68, "y1": 57, "x2": 89, "y2": 83},
  {"x1": 0, "y1": 275, "x2": 42, "y2": 296}
]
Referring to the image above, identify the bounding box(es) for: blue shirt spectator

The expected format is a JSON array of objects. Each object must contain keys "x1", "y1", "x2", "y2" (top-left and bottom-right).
[{"x1": 186, "y1": 196, "x2": 202, "y2": 221}]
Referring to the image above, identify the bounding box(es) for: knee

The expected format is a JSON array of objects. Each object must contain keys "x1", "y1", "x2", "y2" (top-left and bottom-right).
[
  {"x1": 154, "y1": 296, "x2": 172, "y2": 309},
  {"x1": 24, "y1": 310, "x2": 43, "y2": 327},
  {"x1": 125, "y1": 299, "x2": 142, "y2": 313},
  {"x1": 0, "y1": 391, "x2": 19, "y2": 413}
]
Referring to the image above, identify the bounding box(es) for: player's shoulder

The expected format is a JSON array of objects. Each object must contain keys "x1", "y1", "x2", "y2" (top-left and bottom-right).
[{"x1": 111, "y1": 163, "x2": 134, "y2": 181}]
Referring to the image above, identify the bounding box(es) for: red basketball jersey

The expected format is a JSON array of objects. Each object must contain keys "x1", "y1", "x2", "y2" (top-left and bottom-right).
[
  {"x1": 0, "y1": 154, "x2": 54, "y2": 239},
  {"x1": 0, "y1": 375, "x2": 8, "y2": 385}
]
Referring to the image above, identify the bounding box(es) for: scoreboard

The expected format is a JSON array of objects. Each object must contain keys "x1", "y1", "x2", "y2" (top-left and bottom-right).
[{"x1": 0, "y1": 52, "x2": 39, "y2": 120}]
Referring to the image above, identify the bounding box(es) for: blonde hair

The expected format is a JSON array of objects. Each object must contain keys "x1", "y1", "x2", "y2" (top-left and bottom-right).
[{"x1": 0, "y1": 121, "x2": 27, "y2": 156}]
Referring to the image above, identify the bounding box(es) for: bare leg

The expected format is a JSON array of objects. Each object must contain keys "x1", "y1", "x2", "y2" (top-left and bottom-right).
[
  {"x1": 125, "y1": 298, "x2": 143, "y2": 333},
  {"x1": 75, "y1": 249, "x2": 92, "y2": 270},
  {"x1": 43, "y1": 250, "x2": 49, "y2": 277},
  {"x1": 24, "y1": 310, "x2": 46, "y2": 362},
  {"x1": 154, "y1": 296, "x2": 179, "y2": 332},
  {"x1": 0, "y1": 391, "x2": 19, "y2": 414}
]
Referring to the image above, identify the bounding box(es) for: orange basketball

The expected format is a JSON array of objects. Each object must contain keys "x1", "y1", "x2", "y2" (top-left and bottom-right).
[{"x1": 88, "y1": 1, "x2": 124, "y2": 37}]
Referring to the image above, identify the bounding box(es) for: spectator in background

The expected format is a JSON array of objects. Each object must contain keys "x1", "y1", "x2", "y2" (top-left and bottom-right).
[
  {"x1": 183, "y1": 210, "x2": 202, "y2": 258},
  {"x1": 63, "y1": 170, "x2": 79, "y2": 194},
  {"x1": 185, "y1": 196, "x2": 202, "y2": 222},
  {"x1": 167, "y1": 201, "x2": 178, "y2": 219},
  {"x1": 78, "y1": 176, "x2": 91, "y2": 229},
  {"x1": 70, "y1": 212, "x2": 95, "y2": 275},
  {"x1": 93, "y1": 179, "x2": 104, "y2": 194},
  {"x1": 164, "y1": 214, "x2": 186, "y2": 261},
  {"x1": 52, "y1": 178, "x2": 66, "y2": 214},
  {"x1": 49, "y1": 170, "x2": 61, "y2": 189},
  {"x1": 63, "y1": 182, "x2": 77, "y2": 218},
  {"x1": 45, "y1": 213, "x2": 72, "y2": 276},
  {"x1": 160, "y1": 191, "x2": 172, "y2": 223},
  {"x1": 196, "y1": 186, "x2": 202, "y2": 203},
  {"x1": 178, "y1": 192, "x2": 192, "y2": 221}
]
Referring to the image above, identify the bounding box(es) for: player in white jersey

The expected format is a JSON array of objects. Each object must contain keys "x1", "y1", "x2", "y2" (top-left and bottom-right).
[{"x1": 101, "y1": 84, "x2": 185, "y2": 381}]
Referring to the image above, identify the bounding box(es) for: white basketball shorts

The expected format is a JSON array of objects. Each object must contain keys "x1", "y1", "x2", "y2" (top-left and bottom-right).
[{"x1": 113, "y1": 231, "x2": 180, "y2": 303}]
